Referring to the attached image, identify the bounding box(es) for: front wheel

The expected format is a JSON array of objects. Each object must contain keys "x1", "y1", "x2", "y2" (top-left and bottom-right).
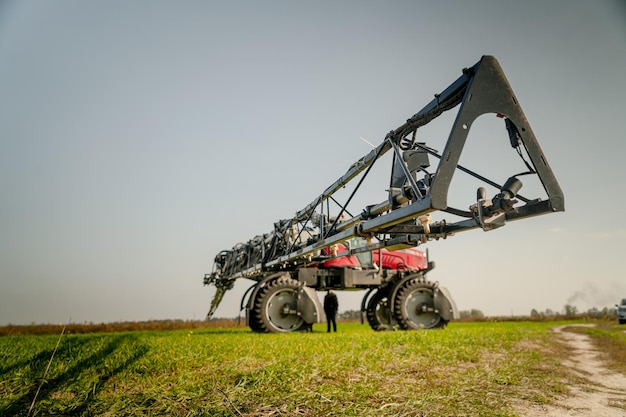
[
  {"x1": 252, "y1": 276, "x2": 306, "y2": 333},
  {"x1": 393, "y1": 277, "x2": 447, "y2": 330}
]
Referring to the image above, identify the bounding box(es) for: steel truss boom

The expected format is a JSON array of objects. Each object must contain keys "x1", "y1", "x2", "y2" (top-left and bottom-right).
[{"x1": 205, "y1": 55, "x2": 564, "y2": 286}]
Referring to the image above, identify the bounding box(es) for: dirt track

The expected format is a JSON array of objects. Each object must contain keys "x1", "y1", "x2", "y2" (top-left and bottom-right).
[{"x1": 520, "y1": 324, "x2": 626, "y2": 416}]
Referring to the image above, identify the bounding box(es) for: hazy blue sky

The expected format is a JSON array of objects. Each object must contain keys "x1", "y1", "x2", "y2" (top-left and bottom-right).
[{"x1": 1, "y1": 1, "x2": 625, "y2": 325}]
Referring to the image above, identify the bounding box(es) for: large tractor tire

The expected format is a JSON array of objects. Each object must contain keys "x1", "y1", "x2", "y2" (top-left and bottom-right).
[
  {"x1": 245, "y1": 285, "x2": 266, "y2": 333},
  {"x1": 365, "y1": 289, "x2": 397, "y2": 331},
  {"x1": 247, "y1": 307, "x2": 266, "y2": 333},
  {"x1": 393, "y1": 276, "x2": 447, "y2": 330},
  {"x1": 252, "y1": 276, "x2": 306, "y2": 333}
]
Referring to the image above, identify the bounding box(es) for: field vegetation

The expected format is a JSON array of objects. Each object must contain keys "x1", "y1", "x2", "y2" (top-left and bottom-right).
[{"x1": 0, "y1": 319, "x2": 623, "y2": 417}]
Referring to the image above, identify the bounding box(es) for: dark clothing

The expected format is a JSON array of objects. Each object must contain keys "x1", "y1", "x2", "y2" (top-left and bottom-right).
[
  {"x1": 324, "y1": 292, "x2": 338, "y2": 312},
  {"x1": 324, "y1": 291, "x2": 339, "y2": 332},
  {"x1": 326, "y1": 310, "x2": 337, "y2": 333}
]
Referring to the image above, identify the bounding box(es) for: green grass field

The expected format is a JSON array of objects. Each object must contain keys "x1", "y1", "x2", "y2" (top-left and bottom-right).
[{"x1": 1, "y1": 320, "x2": 623, "y2": 417}]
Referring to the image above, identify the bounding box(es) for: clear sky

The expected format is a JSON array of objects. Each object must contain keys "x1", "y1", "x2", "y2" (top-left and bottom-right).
[{"x1": 1, "y1": 1, "x2": 625, "y2": 325}]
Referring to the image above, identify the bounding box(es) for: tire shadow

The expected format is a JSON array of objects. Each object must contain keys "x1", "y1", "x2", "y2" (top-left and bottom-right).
[{"x1": 2, "y1": 333, "x2": 148, "y2": 416}]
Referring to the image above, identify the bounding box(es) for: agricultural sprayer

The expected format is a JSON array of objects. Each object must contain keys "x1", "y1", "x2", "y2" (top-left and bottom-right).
[{"x1": 203, "y1": 56, "x2": 564, "y2": 332}]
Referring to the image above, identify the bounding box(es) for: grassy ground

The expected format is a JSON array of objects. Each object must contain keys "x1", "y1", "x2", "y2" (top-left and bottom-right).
[{"x1": 0, "y1": 320, "x2": 621, "y2": 417}]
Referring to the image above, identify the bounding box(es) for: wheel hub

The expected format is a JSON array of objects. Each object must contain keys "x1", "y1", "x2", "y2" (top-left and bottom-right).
[
  {"x1": 405, "y1": 288, "x2": 440, "y2": 328},
  {"x1": 266, "y1": 289, "x2": 303, "y2": 331}
]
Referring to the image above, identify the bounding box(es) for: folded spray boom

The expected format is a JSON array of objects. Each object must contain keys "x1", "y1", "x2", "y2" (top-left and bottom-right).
[{"x1": 203, "y1": 56, "x2": 564, "y2": 333}]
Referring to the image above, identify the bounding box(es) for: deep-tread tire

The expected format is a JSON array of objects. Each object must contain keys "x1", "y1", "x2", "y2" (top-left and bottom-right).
[
  {"x1": 366, "y1": 289, "x2": 397, "y2": 331},
  {"x1": 252, "y1": 276, "x2": 305, "y2": 333},
  {"x1": 247, "y1": 303, "x2": 266, "y2": 333},
  {"x1": 393, "y1": 277, "x2": 447, "y2": 330}
]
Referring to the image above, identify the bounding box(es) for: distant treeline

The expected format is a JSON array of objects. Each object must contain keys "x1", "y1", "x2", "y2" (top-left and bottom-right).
[
  {"x1": 457, "y1": 305, "x2": 619, "y2": 322},
  {"x1": 0, "y1": 318, "x2": 243, "y2": 336},
  {"x1": 1, "y1": 305, "x2": 619, "y2": 336},
  {"x1": 338, "y1": 305, "x2": 620, "y2": 322}
]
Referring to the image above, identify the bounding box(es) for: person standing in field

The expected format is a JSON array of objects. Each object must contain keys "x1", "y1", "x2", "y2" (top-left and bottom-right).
[{"x1": 324, "y1": 289, "x2": 339, "y2": 333}]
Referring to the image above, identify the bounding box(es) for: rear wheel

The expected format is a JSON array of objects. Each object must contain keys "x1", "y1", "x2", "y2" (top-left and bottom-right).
[
  {"x1": 366, "y1": 289, "x2": 397, "y2": 331},
  {"x1": 252, "y1": 276, "x2": 306, "y2": 333},
  {"x1": 393, "y1": 276, "x2": 447, "y2": 330}
]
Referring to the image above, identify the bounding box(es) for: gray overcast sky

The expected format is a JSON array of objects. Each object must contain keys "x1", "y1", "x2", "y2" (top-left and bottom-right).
[{"x1": 1, "y1": 1, "x2": 625, "y2": 325}]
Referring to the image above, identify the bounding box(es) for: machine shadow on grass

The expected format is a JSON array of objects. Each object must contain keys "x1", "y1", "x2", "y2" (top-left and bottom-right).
[{"x1": 2, "y1": 334, "x2": 148, "y2": 416}]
